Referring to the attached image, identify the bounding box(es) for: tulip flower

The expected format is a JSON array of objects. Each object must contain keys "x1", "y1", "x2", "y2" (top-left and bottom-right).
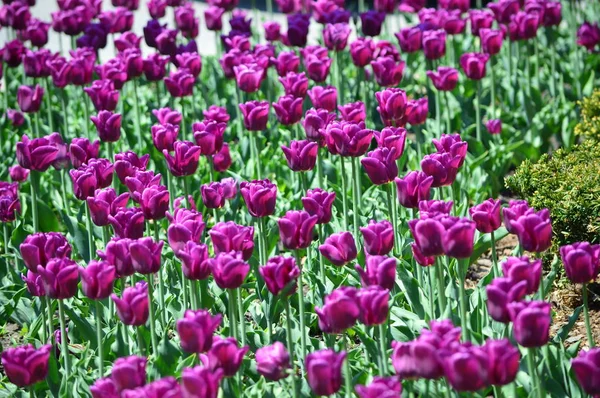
[
  {"x1": 469, "y1": 9, "x2": 494, "y2": 36},
  {"x1": 111, "y1": 355, "x2": 147, "y2": 392},
  {"x1": 560, "y1": 242, "x2": 600, "y2": 284},
  {"x1": 360, "y1": 11, "x2": 386, "y2": 37},
  {"x1": 167, "y1": 204, "x2": 205, "y2": 254},
  {"x1": 163, "y1": 141, "x2": 201, "y2": 177},
  {"x1": 79, "y1": 260, "x2": 116, "y2": 300},
  {"x1": 17, "y1": 85, "x2": 44, "y2": 114},
  {"x1": 16, "y1": 135, "x2": 59, "y2": 172},
  {"x1": 307, "y1": 86, "x2": 338, "y2": 113},
  {"x1": 125, "y1": 170, "x2": 162, "y2": 200},
  {"x1": 19, "y1": 232, "x2": 72, "y2": 272},
  {"x1": 192, "y1": 120, "x2": 226, "y2": 156},
  {"x1": 239, "y1": 100, "x2": 270, "y2": 131},
  {"x1": 109, "y1": 207, "x2": 145, "y2": 239},
  {"x1": 508, "y1": 300, "x2": 551, "y2": 347},
  {"x1": 355, "y1": 376, "x2": 402, "y2": 397},
  {"x1": 306, "y1": 349, "x2": 346, "y2": 396},
  {"x1": 357, "y1": 286, "x2": 389, "y2": 326},
  {"x1": 256, "y1": 342, "x2": 291, "y2": 381},
  {"x1": 7, "y1": 109, "x2": 25, "y2": 127},
  {"x1": 208, "y1": 251, "x2": 250, "y2": 290},
  {"x1": 302, "y1": 188, "x2": 336, "y2": 224},
  {"x1": 422, "y1": 30, "x2": 447, "y2": 60},
  {"x1": 405, "y1": 98, "x2": 428, "y2": 126},
  {"x1": 509, "y1": 11, "x2": 540, "y2": 41},
  {"x1": 396, "y1": 26, "x2": 422, "y2": 53},
  {"x1": 302, "y1": 108, "x2": 334, "y2": 146},
  {"x1": 279, "y1": 72, "x2": 308, "y2": 98},
  {"x1": 142, "y1": 53, "x2": 168, "y2": 82},
  {"x1": 355, "y1": 255, "x2": 397, "y2": 290},
  {"x1": 201, "y1": 178, "x2": 237, "y2": 209},
  {"x1": 111, "y1": 281, "x2": 149, "y2": 327},
  {"x1": 153, "y1": 107, "x2": 182, "y2": 126},
  {"x1": 84, "y1": 79, "x2": 119, "y2": 112},
  {"x1": 469, "y1": 199, "x2": 502, "y2": 233},
  {"x1": 240, "y1": 179, "x2": 277, "y2": 218},
  {"x1": 203, "y1": 105, "x2": 230, "y2": 124},
  {"x1": 442, "y1": 343, "x2": 489, "y2": 392},
  {"x1": 91, "y1": 111, "x2": 122, "y2": 143},
  {"x1": 323, "y1": 23, "x2": 351, "y2": 51},
  {"x1": 278, "y1": 210, "x2": 318, "y2": 250},
  {"x1": 303, "y1": 54, "x2": 332, "y2": 83},
  {"x1": 486, "y1": 277, "x2": 528, "y2": 323},
  {"x1": 203, "y1": 336, "x2": 249, "y2": 377},
  {"x1": 37, "y1": 258, "x2": 79, "y2": 299},
  {"x1": 361, "y1": 147, "x2": 398, "y2": 185},
  {"x1": 319, "y1": 232, "x2": 358, "y2": 266},
  {"x1": 90, "y1": 377, "x2": 119, "y2": 398},
  {"x1": 114, "y1": 151, "x2": 150, "y2": 184},
  {"x1": 394, "y1": 171, "x2": 433, "y2": 209},
  {"x1": 209, "y1": 221, "x2": 254, "y2": 261},
  {"x1": 122, "y1": 377, "x2": 182, "y2": 397},
  {"x1": 175, "y1": 52, "x2": 202, "y2": 78},
  {"x1": 271, "y1": 51, "x2": 300, "y2": 77},
  {"x1": 511, "y1": 209, "x2": 552, "y2": 253},
  {"x1": 274, "y1": 95, "x2": 304, "y2": 126},
  {"x1": 572, "y1": 348, "x2": 600, "y2": 395},
  {"x1": 391, "y1": 337, "x2": 443, "y2": 379},
  {"x1": 350, "y1": 37, "x2": 375, "y2": 67},
  {"x1": 460, "y1": 52, "x2": 490, "y2": 80},
  {"x1": 212, "y1": 143, "x2": 232, "y2": 172},
  {"x1": 501, "y1": 256, "x2": 542, "y2": 296},
  {"x1": 22, "y1": 270, "x2": 44, "y2": 297},
  {"x1": 97, "y1": 238, "x2": 135, "y2": 277},
  {"x1": 326, "y1": 120, "x2": 374, "y2": 157},
  {"x1": 130, "y1": 237, "x2": 163, "y2": 274},
  {"x1": 577, "y1": 22, "x2": 600, "y2": 52},
  {"x1": 316, "y1": 287, "x2": 360, "y2": 334},
  {"x1": 502, "y1": 200, "x2": 532, "y2": 234},
  {"x1": 281, "y1": 140, "x2": 318, "y2": 172},
  {"x1": 375, "y1": 88, "x2": 407, "y2": 127},
  {"x1": 177, "y1": 309, "x2": 222, "y2": 354},
  {"x1": 339, "y1": 99, "x2": 367, "y2": 122},
  {"x1": 371, "y1": 56, "x2": 405, "y2": 87},
  {"x1": 480, "y1": 28, "x2": 504, "y2": 55},
  {"x1": 488, "y1": 0, "x2": 520, "y2": 24},
  {"x1": 1, "y1": 344, "x2": 52, "y2": 388},
  {"x1": 2, "y1": 40, "x2": 26, "y2": 68},
  {"x1": 483, "y1": 339, "x2": 520, "y2": 386},
  {"x1": 151, "y1": 123, "x2": 179, "y2": 152},
  {"x1": 178, "y1": 241, "x2": 210, "y2": 280},
  {"x1": 420, "y1": 152, "x2": 462, "y2": 187},
  {"x1": 486, "y1": 119, "x2": 502, "y2": 135},
  {"x1": 234, "y1": 63, "x2": 265, "y2": 93},
  {"x1": 115, "y1": 32, "x2": 142, "y2": 52},
  {"x1": 164, "y1": 68, "x2": 195, "y2": 97},
  {"x1": 259, "y1": 256, "x2": 301, "y2": 296},
  {"x1": 361, "y1": 220, "x2": 394, "y2": 256},
  {"x1": 426, "y1": 66, "x2": 459, "y2": 92},
  {"x1": 68, "y1": 138, "x2": 99, "y2": 169},
  {"x1": 181, "y1": 366, "x2": 223, "y2": 398}
]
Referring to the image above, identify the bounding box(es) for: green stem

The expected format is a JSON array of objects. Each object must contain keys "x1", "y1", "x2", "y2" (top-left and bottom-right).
[
  {"x1": 435, "y1": 89, "x2": 441, "y2": 138},
  {"x1": 458, "y1": 258, "x2": 470, "y2": 341},
  {"x1": 254, "y1": 133, "x2": 262, "y2": 180},
  {"x1": 40, "y1": 296, "x2": 47, "y2": 343},
  {"x1": 534, "y1": 40, "x2": 540, "y2": 90},
  {"x1": 192, "y1": 280, "x2": 201, "y2": 309},
  {"x1": 508, "y1": 41, "x2": 514, "y2": 105},
  {"x1": 57, "y1": 300, "x2": 70, "y2": 374},
  {"x1": 386, "y1": 183, "x2": 399, "y2": 255},
  {"x1": 284, "y1": 300, "x2": 299, "y2": 398},
  {"x1": 435, "y1": 258, "x2": 447, "y2": 318},
  {"x1": 46, "y1": 297, "x2": 53, "y2": 344},
  {"x1": 342, "y1": 336, "x2": 352, "y2": 398},
  {"x1": 34, "y1": 110, "x2": 41, "y2": 138},
  {"x1": 228, "y1": 289, "x2": 238, "y2": 340},
  {"x1": 527, "y1": 348, "x2": 543, "y2": 398},
  {"x1": 153, "y1": 222, "x2": 166, "y2": 326},
  {"x1": 428, "y1": 266, "x2": 436, "y2": 321},
  {"x1": 83, "y1": 95, "x2": 90, "y2": 140},
  {"x1": 318, "y1": 224, "x2": 326, "y2": 285},
  {"x1": 61, "y1": 91, "x2": 69, "y2": 140},
  {"x1": 95, "y1": 300, "x2": 104, "y2": 377},
  {"x1": 61, "y1": 170, "x2": 71, "y2": 217},
  {"x1": 525, "y1": 42, "x2": 532, "y2": 99},
  {"x1": 444, "y1": 91, "x2": 452, "y2": 135},
  {"x1": 85, "y1": 204, "x2": 95, "y2": 262},
  {"x1": 145, "y1": 275, "x2": 159, "y2": 356},
  {"x1": 30, "y1": 172, "x2": 39, "y2": 232},
  {"x1": 339, "y1": 157, "x2": 349, "y2": 231},
  {"x1": 3, "y1": 223, "x2": 8, "y2": 257},
  {"x1": 490, "y1": 57, "x2": 496, "y2": 118},
  {"x1": 137, "y1": 327, "x2": 146, "y2": 356},
  {"x1": 132, "y1": 79, "x2": 142, "y2": 151},
  {"x1": 237, "y1": 288, "x2": 247, "y2": 347},
  {"x1": 549, "y1": 31, "x2": 556, "y2": 97},
  {"x1": 378, "y1": 323, "x2": 387, "y2": 375},
  {"x1": 295, "y1": 250, "x2": 307, "y2": 364},
  {"x1": 475, "y1": 80, "x2": 482, "y2": 143},
  {"x1": 490, "y1": 231, "x2": 499, "y2": 278},
  {"x1": 583, "y1": 283, "x2": 595, "y2": 347}
]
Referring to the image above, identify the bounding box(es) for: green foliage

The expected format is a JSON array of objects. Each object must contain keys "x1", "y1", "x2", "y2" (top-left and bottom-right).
[
  {"x1": 575, "y1": 88, "x2": 600, "y2": 141},
  {"x1": 506, "y1": 140, "x2": 600, "y2": 247}
]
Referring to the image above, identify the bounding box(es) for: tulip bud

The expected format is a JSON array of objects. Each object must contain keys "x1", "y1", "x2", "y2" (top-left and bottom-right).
[
  {"x1": 371, "y1": 56, "x2": 405, "y2": 87},
  {"x1": 278, "y1": 210, "x2": 318, "y2": 250},
  {"x1": 1, "y1": 344, "x2": 52, "y2": 388},
  {"x1": 316, "y1": 287, "x2": 360, "y2": 333},
  {"x1": 307, "y1": 85, "x2": 338, "y2": 112},
  {"x1": 167, "y1": 204, "x2": 205, "y2": 254},
  {"x1": 109, "y1": 207, "x2": 145, "y2": 239},
  {"x1": 17, "y1": 84, "x2": 44, "y2": 113},
  {"x1": 209, "y1": 221, "x2": 254, "y2": 261},
  {"x1": 375, "y1": 88, "x2": 407, "y2": 126},
  {"x1": 193, "y1": 120, "x2": 226, "y2": 156},
  {"x1": 256, "y1": 342, "x2": 291, "y2": 381},
  {"x1": 90, "y1": 377, "x2": 119, "y2": 398},
  {"x1": 480, "y1": 28, "x2": 504, "y2": 55},
  {"x1": 97, "y1": 238, "x2": 134, "y2": 277},
  {"x1": 208, "y1": 251, "x2": 250, "y2": 290},
  {"x1": 357, "y1": 286, "x2": 389, "y2": 326},
  {"x1": 181, "y1": 366, "x2": 223, "y2": 398},
  {"x1": 511, "y1": 209, "x2": 552, "y2": 253},
  {"x1": 361, "y1": 220, "x2": 394, "y2": 256},
  {"x1": 507, "y1": 300, "x2": 551, "y2": 347},
  {"x1": 111, "y1": 281, "x2": 149, "y2": 326},
  {"x1": 396, "y1": 26, "x2": 422, "y2": 53},
  {"x1": 79, "y1": 260, "x2": 116, "y2": 300},
  {"x1": 177, "y1": 309, "x2": 222, "y2": 354},
  {"x1": 301, "y1": 188, "x2": 335, "y2": 224},
  {"x1": 212, "y1": 143, "x2": 232, "y2": 172},
  {"x1": 422, "y1": 30, "x2": 447, "y2": 60},
  {"x1": 281, "y1": 140, "x2": 318, "y2": 172},
  {"x1": 37, "y1": 258, "x2": 79, "y2": 299},
  {"x1": 560, "y1": 242, "x2": 600, "y2": 284},
  {"x1": 91, "y1": 110, "x2": 122, "y2": 143},
  {"x1": 7, "y1": 109, "x2": 25, "y2": 127},
  {"x1": 164, "y1": 68, "x2": 195, "y2": 97},
  {"x1": 259, "y1": 256, "x2": 301, "y2": 296},
  {"x1": 469, "y1": 9, "x2": 494, "y2": 36},
  {"x1": 355, "y1": 255, "x2": 397, "y2": 290},
  {"x1": 442, "y1": 343, "x2": 489, "y2": 392},
  {"x1": 130, "y1": 237, "x2": 163, "y2": 274},
  {"x1": 469, "y1": 198, "x2": 502, "y2": 233},
  {"x1": 111, "y1": 355, "x2": 147, "y2": 392},
  {"x1": 163, "y1": 140, "x2": 201, "y2": 177},
  {"x1": 326, "y1": 120, "x2": 374, "y2": 157},
  {"x1": 279, "y1": 72, "x2": 308, "y2": 98},
  {"x1": 240, "y1": 179, "x2": 277, "y2": 218},
  {"x1": 460, "y1": 52, "x2": 490, "y2": 80},
  {"x1": 151, "y1": 123, "x2": 179, "y2": 152},
  {"x1": 361, "y1": 147, "x2": 398, "y2": 185},
  {"x1": 426, "y1": 66, "x2": 459, "y2": 91},
  {"x1": 203, "y1": 336, "x2": 249, "y2": 377},
  {"x1": 572, "y1": 348, "x2": 600, "y2": 395},
  {"x1": 239, "y1": 100, "x2": 270, "y2": 131},
  {"x1": 486, "y1": 277, "x2": 528, "y2": 323},
  {"x1": 306, "y1": 349, "x2": 346, "y2": 396},
  {"x1": 483, "y1": 339, "x2": 520, "y2": 386},
  {"x1": 355, "y1": 376, "x2": 402, "y2": 398},
  {"x1": 323, "y1": 23, "x2": 351, "y2": 51},
  {"x1": 485, "y1": 119, "x2": 502, "y2": 135},
  {"x1": 201, "y1": 178, "x2": 237, "y2": 209},
  {"x1": 350, "y1": 37, "x2": 375, "y2": 67}
]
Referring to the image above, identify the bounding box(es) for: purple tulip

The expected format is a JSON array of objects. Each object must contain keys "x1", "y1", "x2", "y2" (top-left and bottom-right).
[
  {"x1": 79, "y1": 260, "x2": 116, "y2": 300},
  {"x1": 420, "y1": 152, "x2": 461, "y2": 187},
  {"x1": 460, "y1": 52, "x2": 490, "y2": 80},
  {"x1": 303, "y1": 54, "x2": 332, "y2": 83},
  {"x1": 577, "y1": 22, "x2": 600, "y2": 51},
  {"x1": 1, "y1": 344, "x2": 52, "y2": 388},
  {"x1": 355, "y1": 255, "x2": 396, "y2": 290},
  {"x1": 355, "y1": 376, "x2": 402, "y2": 398},
  {"x1": 323, "y1": 22, "x2": 351, "y2": 51},
  {"x1": 375, "y1": 88, "x2": 407, "y2": 127},
  {"x1": 69, "y1": 138, "x2": 99, "y2": 169},
  {"x1": 501, "y1": 256, "x2": 542, "y2": 296},
  {"x1": 16, "y1": 134, "x2": 61, "y2": 172},
  {"x1": 302, "y1": 108, "x2": 334, "y2": 146},
  {"x1": 37, "y1": 258, "x2": 79, "y2": 299},
  {"x1": 306, "y1": 349, "x2": 346, "y2": 396},
  {"x1": 90, "y1": 110, "x2": 122, "y2": 142},
  {"x1": 483, "y1": 339, "x2": 520, "y2": 386},
  {"x1": 204, "y1": 6, "x2": 225, "y2": 31},
  {"x1": 19, "y1": 232, "x2": 71, "y2": 272},
  {"x1": 192, "y1": 121, "x2": 226, "y2": 156},
  {"x1": 177, "y1": 241, "x2": 209, "y2": 280},
  {"x1": 167, "y1": 202, "x2": 205, "y2": 254},
  {"x1": 23, "y1": 49, "x2": 51, "y2": 79},
  {"x1": 325, "y1": 120, "x2": 374, "y2": 157},
  {"x1": 371, "y1": 56, "x2": 405, "y2": 87},
  {"x1": 560, "y1": 242, "x2": 600, "y2": 284},
  {"x1": 97, "y1": 238, "x2": 134, "y2": 278},
  {"x1": 125, "y1": 170, "x2": 162, "y2": 201},
  {"x1": 572, "y1": 348, "x2": 600, "y2": 395},
  {"x1": 163, "y1": 141, "x2": 201, "y2": 177},
  {"x1": 509, "y1": 11, "x2": 540, "y2": 41},
  {"x1": 507, "y1": 300, "x2": 551, "y2": 347},
  {"x1": 441, "y1": 343, "x2": 488, "y2": 392},
  {"x1": 203, "y1": 336, "x2": 249, "y2": 376},
  {"x1": 111, "y1": 281, "x2": 149, "y2": 327},
  {"x1": 22, "y1": 270, "x2": 44, "y2": 297},
  {"x1": 281, "y1": 140, "x2": 318, "y2": 172},
  {"x1": 511, "y1": 208, "x2": 552, "y2": 253},
  {"x1": 489, "y1": 0, "x2": 520, "y2": 24},
  {"x1": 411, "y1": 241, "x2": 439, "y2": 266},
  {"x1": 319, "y1": 232, "x2": 358, "y2": 266},
  {"x1": 441, "y1": 10, "x2": 466, "y2": 35},
  {"x1": 361, "y1": 220, "x2": 394, "y2": 256},
  {"x1": 316, "y1": 287, "x2": 360, "y2": 333},
  {"x1": 2, "y1": 40, "x2": 26, "y2": 67},
  {"x1": 350, "y1": 37, "x2": 375, "y2": 67},
  {"x1": 84, "y1": 79, "x2": 119, "y2": 112},
  {"x1": 486, "y1": 277, "x2": 528, "y2": 323},
  {"x1": 181, "y1": 366, "x2": 223, "y2": 398},
  {"x1": 272, "y1": 95, "x2": 303, "y2": 126},
  {"x1": 301, "y1": 188, "x2": 336, "y2": 224},
  {"x1": 422, "y1": 30, "x2": 447, "y2": 60},
  {"x1": 7, "y1": 109, "x2": 25, "y2": 127},
  {"x1": 426, "y1": 66, "x2": 459, "y2": 91},
  {"x1": 361, "y1": 147, "x2": 398, "y2": 185},
  {"x1": 240, "y1": 179, "x2": 277, "y2": 218},
  {"x1": 164, "y1": 68, "x2": 194, "y2": 97},
  {"x1": 130, "y1": 237, "x2": 163, "y2": 274},
  {"x1": 278, "y1": 210, "x2": 318, "y2": 250},
  {"x1": 308, "y1": 86, "x2": 337, "y2": 113},
  {"x1": 90, "y1": 377, "x2": 119, "y2": 398},
  {"x1": 259, "y1": 256, "x2": 301, "y2": 296},
  {"x1": 234, "y1": 63, "x2": 265, "y2": 93},
  {"x1": 502, "y1": 200, "x2": 532, "y2": 234},
  {"x1": 208, "y1": 251, "x2": 250, "y2": 289},
  {"x1": 374, "y1": 127, "x2": 406, "y2": 160},
  {"x1": 115, "y1": 31, "x2": 142, "y2": 52},
  {"x1": 138, "y1": 185, "x2": 170, "y2": 220},
  {"x1": 17, "y1": 84, "x2": 44, "y2": 113},
  {"x1": 360, "y1": 11, "x2": 386, "y2": 37},
  {"x1": 111, "y1": 355, "x2": 147, "y2": 392},
  {"x1": 271, "y1": 51, "x2": 300, "y2": 77},
  {"x1": 357, "y1": 286, "x2": 389, "y2": 326},
  {"x1": 239, "y1": 100, "x2": 269, "y2": 131},
  {"x1": 94, "y1": 58, "x2": 127, "y2": 90},
  {"x1": 339, "y1": 101, "x2": 366, "y2": 123},
  {"x1": 256, "y1": 342, "x2": 291, "y2": 381},
  {"x1": 480, "y1": 28, "x2": 504, "y2": 55},
  {"x1": 121, "y1": 377, "x2": 182, "y2": 398},
  {"x1": 396, "y1": 27, "x2": 422, "y2": 53},
  {"x1": 278, "y1": 72, "x2": 308, "y2": 99},
  {"x1": 405, "y1": 98, "x2": 428, "y2": 126},
  {"x1": 206, "y1": 222, "x2": 252, "y2": 262},
  {"x1": 109, "y1": 207, "x2": 145, "y2": 239},
  {"x1": 177, "y1": 309, "x2": 222, "y2": 354},
  {"x1": 203, "y1": 105, "x2": 230, "y2": 124},
  {"x1": 150, "y1": 123, "x2": 179, "y2": 152},
  {"x1": 394, "y1": 171, "x2": 433, "y2": 209},
  {"x1": 469, "y1": 9, "x2": 494, "y2": 36},
  {"x1": 200, "y1": 178, "x2": 236, "y2": 209},
  {"x1": 469, "y1": 198, "x2": 502, "y2": 233},
  {"x1": 212, "y1": 143, "x2": 232, "y2": 172},
  {"x1": 485, "y1": 119, "x2": 502, "y2": 135}
]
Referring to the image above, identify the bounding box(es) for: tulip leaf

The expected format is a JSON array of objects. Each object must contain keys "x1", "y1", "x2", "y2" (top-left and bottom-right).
[
  {"x1": 553, "y1": 305, "x2": 583, "y2": 344},
  {"x1": 63, "y1": 305, "x2": 96, "y2": 347},
  {"x1": 60, "y1": 209, "x2": 90, "y2": 263},
  {"x1": 396, "y1": 260, "x2": 425, "y2": 319}
]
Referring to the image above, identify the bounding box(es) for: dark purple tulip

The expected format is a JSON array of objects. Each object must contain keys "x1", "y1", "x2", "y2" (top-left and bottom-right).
[
  {"x1": 259, "y1": 256, "x2": 301, "y2": 296},
  {"x1": 483, "y1": 339, "x2": 520, "y2": 386},
  {"x1": 371, "y1": 56, "x2": 405, "y2": 87},
  {"x1": 469, "y1": 9, "x2": 494, "y2": 36},
  {"x1": 278, "y1": 210, "x2": 318, "y2": 250},
  {"x1": 489, "y1": 0, "x2": 520, "y2": 24},
  {"x1": 572, "y1": 348, "x2": 600, "y2": 395},
  {"x1": 151, "y1": 123, "x2": 179, "y2": 152},
  {"x1": 1, "y1": 344, "x2": 52, "y2": 388},
  {"x1": 306, "y1": 349, "x2": 346, "y2": 396},
  {"x1": 175, "y1": 3, "x2": 198, "y2": 37},
  {"x1": 239, "y1": 100, "x2": 269, "y2": 131},
  {"x1": 208, "y1": 251, "x2": 250, "y2": 289},
  {"x1": 357, "y1": 286, "x2": 389, "y2": 326},
  {"x1": 440, "y1": 216, "x2": 476, "y2": 258},
  {"x1": 97, "y1": 238, "x2": 134, "y2": 278},
  {"x1": 355, "y1": 376, "x2": 402, "y2": 398},
  {"x1": 396, "y1": 27, "x2": 422, "y2": 53},
  {"x1": 502, "y1": 200, "x2": 532, "y2": 234},
  {"x1": 111, "y1": 355, "x2": 147, "y2": 392},
  {"x1": 361, "y1": 147, "x2": 398, "y2": 185},
  {"x1": 281, "y1": 140, "x2": 318, "y2": 172},
  {"x1": 271, "y1": 51, "x2": 300, "y2": 77},
  {"x1": 163, "y1": 140, "x2": 201, "y2": 177},
  {"x1": 339, "y1": 101, "x2": 366, "y2": 123},
  {"x1": 177, "y1": 309, "x2": 222, "y2": 354},
  {"x1": 360, "y1": 11, "x2": 386, "y2": 37},
  {"x1": 205, "y1": 6, "x2": 225, "y2": 31},
  {"x1": 109, "y1": 207, "x2": 145, "y2": 239},
  {"x1": 560, "y1": 242, "x2": 600, "y2": 284},
  {"x1": 167, "y1": 204, "x2": 205, "y2": 255},
  {"x1": 20, "y1": 232, "x2": 71, "y2": 272},
  {"x1": 95, "y1": 58, "x2": 127, "y2": 90},
  {"x1": 395, "y1": 171, "x2": 433, "y2": 209},
  {"x1": 111, "y1": 282, "x2": 149, "y2": 327},
  {"x1": 153, "y1": 107, "x2": 182, "y2": 126},
  {"x1": 302, "y1": 108, "x2": 335, "y2": 146},
  {"x1": 542, "y1": 1, "x2": 561, "y2": 26},
  {"x1": 203, "y1": 105, "x2": 229, "y2": 124},
  {"x1": 203, "y1": 336, "x2": 249, "y2": 377},
  {"x1": 209, "y1": 221, "x2": 254, "y2": 261},
  {"x1": 460, "y1": 52, "x2": 490, "y2": 80},
  {"x1": 507, "y1": 300, "x2": 551, "y2": 347},
  {"x1": 509, "y1": 11, "x2": 540, "y2": 41},
  {"x1": 480, "y1": 28, "x2": 504, "y2": 55},
  {"x1": 350, "y1": 37, "x2": 375, "y2": 68},
  {"x1": 234, "y1": 63, "x2": 264, "y2": 93},
  {"x1": 486, "y1": 119, "x2": 502, "y2": 135},
  {"x1": 413, "y1": 243, "x2": 435, "y2": 266},
  {"x1": 422, "y1": 30, "x2": 446, "y2": 60},
  {"x1": 361, "y1": 220, "x2": 394, "y2": 256},
  {"x1": 374, "y1": 127, "x2": 407, "y2": 160},
  {"x1": 17, "y1": 85, "x2": 44, "y2": 114},
  {"x1": 323, "y1": 23, "x2": 351, "y2": 51},
  {"x1": 511, "y1": 208, "x2": 552, "y2": 253},
  {"x1": 178, "y1": 241, "x2": 210, "y2": 280},
  {"x1": 84, "y1": 79, "x2": 119, "y2": 112},
  {"x1": 164, "y1": 68, "x2": 195, "y2": 97},
  {"x1": 316, "y1": 287, "x2": 360, "y2": 333},
  {"x1": 119, "y1": 48, "x2": 144, "y2": 80},
  {"x1": 264, "y1": 21, "x2": 281, "y2": 41},
  {"x1": 201, "y1": 178, "x2": 237, "y2": 209},
  {"x1": 69, "y1": 166, "x2": 97, "y2": 200},
  {"x1": 426, "y1": 66, "x2": 459, "y2": 91},
  {"x1": 69, "y1": 138, "x2": 100, "y2": 169},
  {"x1": 320, "y1": 232, "x2": 358, "y2": 266},
  {"x1": 408, "y1": 217, "x2": 444, "y2": 257},
  {"x1": 441, "y1": 9, "x2": 466, "y2": 35},
  {"x1": 76, "y1": 22, "x2": 110, "y2": 51},
  {"x1": 181, "y1": 366, "x2": 223, "y2": 398},
  {"x1": 91, "y1": 110, "x2": 122, "y2": 143},
  {"x1": 125, "y1": 170, "x2": 162, "y2": 200},
  {"x1": 79, "y1": 260, "x2": 116, "y2": 300},
  {"x1": 325, "y1": 120, "x2": 374, "y2": 157},
  {"x1": 256, "y1": 342, "x2": 290, "y2": 381},
  {"x1": 143, "y1": 19, "x2": 166, "y2": 49},
  {"x1": 375, "y1": 88, "x2": 407, "y2": 127},
  {"x1": 137, "y1": 185, "x2": 169, "y2": 220},
  {"x1": 23, "y1": 49, "x2": 51, "y2": 78},
  {"x1": 4, "y1": 1, "x2": 31, "y2": 30},
  {"x1": 37, "y1": 258, "x2": 79, "y2": 299},
  {"x1": 405, "y1": 98, "x2": 428, "y2": 126},
  {"x1": 486, "y1": 277, "x2": 528, "y2": 323},
  {"x1": 374, "y1": 0, "x2": 395, "y2": 13},
  {"x1": 22, "y1": 270, "x2": 44, "y2": 297},
  {"x1": 115, "y1": 31, "x2": 142, "y2": 52},
  {"x1": 308, "y1": 86, "x2": 337, "y2": 113},
  {"x1": 469, "y1": 198, "x2": 502, "y2": 233},
  {"x1": 240, "y1": 179, "x2": 277, "y2": 218},
  {"x1": 130, "y1": 237, "x2": 163, "y2": 274},
  {"x1": 90, "y1": 377, "x2": 119, "y2": 398},
  {"x1": 9, "y1": 165, "x2": 29, "y2": 182},
  {"x1": 275, "y1": 0, "x2": 299, "y2": 13},
  {"x1": 2, "y1": 40, "x2": 25, "y2": 68},
  {"x1": 303, "y1": 54, "x2": 332, "y2": 83},
  {"x1": 501, "y1": 256, "x2": 542, "y2": 296},
  {"x1": 274, "y1": 95, "x2": 304, "y2": 126},
  {"x1": 302, "y1": 188, "x2": 335, "y2": 224},
  {"x1": 87, "y1": 188, "x2": 129, "y2": 227},
  {"x1": 279, "y1": 72, "x2": 308, "y2": 98},
  {"x1": 99, "y1": 7, "x2": 133, "y2": 34},
  {"x1": 7, "y1": 109, "x2": 25, "y2": 127},
  {"x1": 121, "y1": 377, "x2": 182, "y2": 398},
  {"x1": 420, "y1": 152, "x2": 461, "y2": 187},
  {"x1": 442, "y1": 343, "x2": 489, "y2": 392},
  {"x1": 212, "y1": 143, "x2": 232, "y2": 172},
  {"x1": 284, "y1": 13, "x2": 310, "y2": 47},
  {"x1": 391, "y1": 337, "x2": 441, "y2": 380},
  {"x1": 142, "y1": 53, "x2": 168, "y2": 81},
  {"x1": 356, "y1": 255, "x2": 396, "y2": 290}
]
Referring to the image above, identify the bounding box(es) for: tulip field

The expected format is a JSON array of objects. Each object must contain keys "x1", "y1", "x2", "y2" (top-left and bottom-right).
[{"x1": 1, "y1": 0, "x2": 600, "y2": 396}]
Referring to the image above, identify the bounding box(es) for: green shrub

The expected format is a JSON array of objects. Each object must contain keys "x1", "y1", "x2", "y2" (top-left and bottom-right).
[
  {"x1": 575, "y1": 88, "x2": 600, "y2": 141},
  {"x1": 505, "y1": 140, "x2": 600, "y2": 248}
]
